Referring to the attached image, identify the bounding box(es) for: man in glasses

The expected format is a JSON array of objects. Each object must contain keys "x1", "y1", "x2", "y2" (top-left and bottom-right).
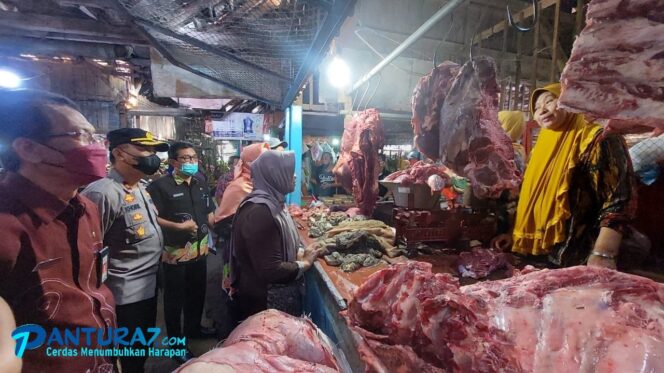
[
  {"x1": 81, "y1": 127, "x2": 168, "y2": 373},
  {"x1": 0, "y1": 89, "x2": 115, "y2": 372},
  {"x1": 147, "y1": 142, "x2": 216, "y2": 363}
]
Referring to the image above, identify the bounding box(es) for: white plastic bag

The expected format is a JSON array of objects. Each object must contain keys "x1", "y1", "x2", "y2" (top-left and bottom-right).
[{"x1": 310, "y1": 142, "x2": 323, "y2": 162}]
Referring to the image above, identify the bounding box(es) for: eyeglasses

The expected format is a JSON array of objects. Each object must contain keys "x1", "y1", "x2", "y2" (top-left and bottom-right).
[
  {"x1": 176, "y1": 155, "x2": 199, "y2": 162},
  {"x1": 47, "y1": 131, "x2": 106, "y2": 145}
]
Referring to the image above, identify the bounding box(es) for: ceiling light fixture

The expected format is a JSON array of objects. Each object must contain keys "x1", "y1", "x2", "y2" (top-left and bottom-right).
[
  {"x1": 327, "y1": 56, "x2": 351, "y2": 89},
  {"x1": 0, "y1": 69, "x2": 21, "y2": 89}
]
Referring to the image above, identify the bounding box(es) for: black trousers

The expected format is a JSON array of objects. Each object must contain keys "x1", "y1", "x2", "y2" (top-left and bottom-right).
[
  {"x1": 204, "y1": 248, "x2": 235, "y2": 340},
  {"x1": 115, "y1": 296, "x2": 157, "y2": 373},
  {"x1": 163, "y1": 258, "x2": 207, "y2": 339}
]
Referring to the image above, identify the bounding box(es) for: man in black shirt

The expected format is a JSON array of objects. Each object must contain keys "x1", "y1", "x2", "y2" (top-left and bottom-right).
[
  {"x1": 311, "y1": 151, "x2": 339, "y2": 197},
  {"x1": 147, "y1": 142, "x2": 216, "y2": 361},
  {"x1": 378, "y1": 153, "x2": 390, "y2": 198}
]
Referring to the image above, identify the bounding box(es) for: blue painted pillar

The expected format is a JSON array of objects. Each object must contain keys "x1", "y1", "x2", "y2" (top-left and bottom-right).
[{"x1": 286, "y1": 105, "x2": 303, "y2": 206}]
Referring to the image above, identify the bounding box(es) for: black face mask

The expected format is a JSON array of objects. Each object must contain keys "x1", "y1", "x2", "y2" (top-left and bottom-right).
[{"x1": 119, "y1": 148, "x2": 161, "y2": 175}]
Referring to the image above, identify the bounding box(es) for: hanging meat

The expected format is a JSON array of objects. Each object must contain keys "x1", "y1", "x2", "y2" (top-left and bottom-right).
[
  {"x1": 559, "y1": 0, "x2": 664, "y2": 131},
  {"x1": 439, "y1": 56, "x2": 521, "y2": 199},
  {"x1": 333, "y1": 109, "x2": 385, "y2": 217},
  {"x1": 411, "y1": 61, "x2": 461, "y2": 160}
]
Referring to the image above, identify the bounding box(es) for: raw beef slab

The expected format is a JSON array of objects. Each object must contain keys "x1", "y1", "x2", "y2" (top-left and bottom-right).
[
  {"x1": 346, "y1": 262, "x2": 664, "y2": 373},
  {"x1": 333, "y1": 109, "x2": 385, "y2": 216},
  {"x1": 457, "y1": 247, "x2": 513, "y2": 279},
  {"x1": 178, "y1": 309, "x2": 342, "y2": 372},
  {"x1": 346, "y1": 261, "x2": 521, "y2": 373},
  {"x1": 383, "y1": 161, "x2": 449, "y2": 187},
  {"x1": 439, "y1": 57, "x2": 521, "y2": 199},
  {"x1": 559, "y1": 0, "x2": 664, "y2": 131},
  {"x1": 411, "y1": 62, "x2": 461, "y2": 160}
]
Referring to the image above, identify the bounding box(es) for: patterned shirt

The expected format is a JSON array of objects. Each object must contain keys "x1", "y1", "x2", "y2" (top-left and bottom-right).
[
  {"x1": 215, "y1": 171, "x2": 235, "y2": 202},
  {"x1": 549, "y1": 130, "x2": 638, "y2": 266},
  {"x1": 148, "y1": 173, "x2": 215, "y2": 265}
]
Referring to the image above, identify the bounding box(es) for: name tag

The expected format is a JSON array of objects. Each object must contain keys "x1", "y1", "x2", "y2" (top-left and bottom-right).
[
  {"x1": 96, "y1": 246, "x2": 110, "y2": 288},
  {"x1": 125, "y1": 204, "x2": 141, "y2": 212},
  {"x1": 172, "y1": 193, "x2": 184, "y2": 198}
]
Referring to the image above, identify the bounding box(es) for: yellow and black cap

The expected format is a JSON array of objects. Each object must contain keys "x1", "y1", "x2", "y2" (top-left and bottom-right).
[{"x1": 107, "y1": 128, "x2": 169, "y2": 152}]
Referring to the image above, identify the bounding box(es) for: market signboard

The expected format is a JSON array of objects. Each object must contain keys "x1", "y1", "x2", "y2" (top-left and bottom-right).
[{"x1": 212, "y1": 112, "x2": 264, "y2": 140}]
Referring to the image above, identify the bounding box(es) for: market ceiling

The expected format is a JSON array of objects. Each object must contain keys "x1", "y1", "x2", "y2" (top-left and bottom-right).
[
  {"x1": 0, "y1": 0, "x2": 357, "y2": 109},
  {"x1": 0, "y1": 0, "x2": 579, "y2": 110}
]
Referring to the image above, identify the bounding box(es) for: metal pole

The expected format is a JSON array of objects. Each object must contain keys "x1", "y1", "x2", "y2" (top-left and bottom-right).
[{"x1": 348, "y1": 0, "x2": 465, "y2": 93}]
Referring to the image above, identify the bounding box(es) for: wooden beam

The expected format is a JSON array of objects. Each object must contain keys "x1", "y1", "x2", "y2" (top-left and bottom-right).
[
  {"x1": 0, "y1": 10, "x2": 144, "y2": 44},
  {"x1": 54, "y1": 0, "x2": 118, "y2": 9},
  {"x1": 53, "y1": 0, "x2": 130, "y2": 25},
  {"x1": 575, "y1": 0, "x2": 586, "y2": 35},
  {"x1": 0, "y1": 25, "x2": 150, "y2": 46},
  {"x1": 550, "y1": 0, "x2": 561, "y2": 82},
  {"x1": 530, "y1": 10, "x2": 540, "y2": 91},
  {"x1": 539, "y1": 19, "x2": 567, "y2": 75},
  {"x1": 514, "y1": 31, "x2": 523, "y2": 110},
  {"x1": 474, "y1": 0, "x2": 558, "y2": 44},
  {"x1": 0, "y1": 35, "x2": 141, "y2": 59}
]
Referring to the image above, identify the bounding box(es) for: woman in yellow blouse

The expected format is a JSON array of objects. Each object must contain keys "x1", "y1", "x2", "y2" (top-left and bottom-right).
[{"x1": 492, "y1": 83, "x2": 637, "y2": 269}]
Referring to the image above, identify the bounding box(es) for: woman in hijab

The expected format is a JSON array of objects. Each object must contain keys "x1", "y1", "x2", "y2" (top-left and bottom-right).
[
  {"x1": 492, "y1": 83, "x2": 637, "y2": 269},
  {"x1": 230, "y1": 150, "x2": 323, "y2": 320},
  {"x1": 214, "y1": 142, "x2": 269, "y2": 225},
  {"x1": 499, "y1": 110, "x2": 527, "y2": 173}
]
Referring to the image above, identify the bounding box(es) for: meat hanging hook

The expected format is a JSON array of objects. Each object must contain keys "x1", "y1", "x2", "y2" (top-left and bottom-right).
[
  {"x1": 363, "y1": 73, "x2": 382, "y2": 111},
  {"x1": 433, "y1": 14, "x2": 455, "y2": 68},
  {"x1": 507, "y1": 0, "x2": 540, "y2": 32},
  {"x1": 469, "y1": 10, "x2": 487, "y2": 61}
]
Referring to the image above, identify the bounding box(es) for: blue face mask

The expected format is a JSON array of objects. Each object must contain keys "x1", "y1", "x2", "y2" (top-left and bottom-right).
[{"x1": 180, "y1": 163, "x2": 199, "y2": 176}]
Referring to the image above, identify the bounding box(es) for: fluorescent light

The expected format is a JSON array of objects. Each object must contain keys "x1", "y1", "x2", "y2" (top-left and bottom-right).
[
  {"x1": 331, "y1": 138, "x2": 340, "y2": 146},
  {"x1": 326, "y1": 57, "x2": 351, "y2": 88},
  {"x1": 263, "y1": 134, "x2": 271, "y2": 141},
  {"x1": 0, "y1": 69, "x2": 21, "y2": 89}
]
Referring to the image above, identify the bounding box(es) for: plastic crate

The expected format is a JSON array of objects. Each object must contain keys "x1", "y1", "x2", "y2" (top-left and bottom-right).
[
  {"x1": 400, "y1": 227, "x2": 455, "y2": 243},
  {"x1": 394, "y1": 208, "x2": 497, "y2": 246}
]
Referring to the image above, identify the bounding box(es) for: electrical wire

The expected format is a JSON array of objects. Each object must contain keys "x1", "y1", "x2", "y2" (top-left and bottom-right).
[
  {"x1": 363, "y1": 73, "x2": 382, "y2": 111},
  {"x1": 433, "y1": 14, "x2": 455, "y2": 68}
]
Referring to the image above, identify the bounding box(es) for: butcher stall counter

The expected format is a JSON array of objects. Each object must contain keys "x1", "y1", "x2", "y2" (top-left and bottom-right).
[{"x1": 297, "y1": 217, "x2": 515, "y2": 372}]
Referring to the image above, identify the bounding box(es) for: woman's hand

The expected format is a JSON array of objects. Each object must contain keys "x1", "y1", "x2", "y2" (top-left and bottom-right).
[
  {"x1": 298, "y1": 243, "x2": 326, "y2": 271},
  {"x1": 491, "y1": 234, "x2": 513, "y2": 252},
  {"x1": 587, "y1": 254, "x2": 617, "y2": 270}
]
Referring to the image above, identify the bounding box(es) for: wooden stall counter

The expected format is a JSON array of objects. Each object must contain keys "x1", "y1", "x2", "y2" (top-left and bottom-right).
[{"x1": 297, "y1": 217, "x2": 476, "y2": 307}]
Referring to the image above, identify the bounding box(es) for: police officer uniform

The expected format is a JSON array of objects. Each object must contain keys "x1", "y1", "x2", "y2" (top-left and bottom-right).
[{"x1": 81, "y1": 128, "x2": 168, "y2": 373}]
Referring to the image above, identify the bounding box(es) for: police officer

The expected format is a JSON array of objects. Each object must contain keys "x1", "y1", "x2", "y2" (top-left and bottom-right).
[{"x1": 81, "y1": 128, "x2": 167, "y2": 373}]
